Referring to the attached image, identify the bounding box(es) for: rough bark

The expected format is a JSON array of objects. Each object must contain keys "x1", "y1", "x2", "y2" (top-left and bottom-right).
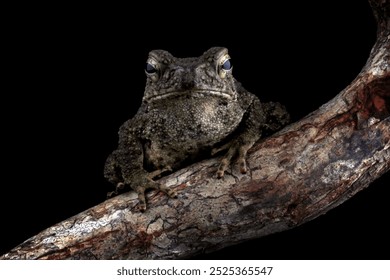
[{"x1": 1, "y1": 0, "x2": 389, "y2": 260}]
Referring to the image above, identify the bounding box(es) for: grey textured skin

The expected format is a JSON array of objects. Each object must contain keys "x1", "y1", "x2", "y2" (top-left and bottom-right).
[{"x1": 104, "y1": 47, "x2": 289, "y2": 211}]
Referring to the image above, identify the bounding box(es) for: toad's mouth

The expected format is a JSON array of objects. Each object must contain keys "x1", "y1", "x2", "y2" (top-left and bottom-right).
[{"x1": 143, "y1": 89, "x2": 236, "y2": 102}]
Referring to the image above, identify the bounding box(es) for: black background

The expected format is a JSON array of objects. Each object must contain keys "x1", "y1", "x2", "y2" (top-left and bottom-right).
[{"x1": 1, "y1": 0, "x2": 389, "y2": 259}]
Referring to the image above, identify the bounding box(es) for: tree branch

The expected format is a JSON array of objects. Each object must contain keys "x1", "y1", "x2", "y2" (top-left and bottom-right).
[{"x1": 2, "y1": 0, "x2": 389, "y2": 260}]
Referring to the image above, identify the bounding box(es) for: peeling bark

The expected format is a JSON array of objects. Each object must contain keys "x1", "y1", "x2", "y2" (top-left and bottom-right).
[{"x1": 1, "y1": 0, "x2": 389, "y2": 260}]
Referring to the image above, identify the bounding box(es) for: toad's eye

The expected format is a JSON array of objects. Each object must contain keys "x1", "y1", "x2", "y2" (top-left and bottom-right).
[
  {"x1": 221, "y1": 59, "x2": 232, "y2": 71},
  {"x1": 145, "y1": 58, "x2": 160, "y2": 82},
  {"x1": 145, "y1": 62, "x2": 157, "y2": 74},
  {"x1": 218, "y1": 54, "x2": 232, "y2": 79}
]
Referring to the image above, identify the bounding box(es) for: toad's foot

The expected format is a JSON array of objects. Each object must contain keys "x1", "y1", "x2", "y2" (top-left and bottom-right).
[
  {"x1": 215, "y1": 139, "x2": 254, "y2": 178},
  {"x1": 133, "y1": 177, "x2": 177, "y2": 212}
]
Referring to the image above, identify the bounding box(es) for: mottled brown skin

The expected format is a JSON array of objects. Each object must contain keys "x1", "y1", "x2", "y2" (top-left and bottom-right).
[{"x1": 104, "y1": 47, "x2": 289, "y2": 211}]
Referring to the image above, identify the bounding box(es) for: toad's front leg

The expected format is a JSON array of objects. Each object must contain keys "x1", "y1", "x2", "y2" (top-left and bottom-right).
[
  {"x1": 215, "y1": 96, "x2": 265, "y2": 178},
  {"x1": 215, "y1": 99, "x2": 290, "y2": 178}
]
